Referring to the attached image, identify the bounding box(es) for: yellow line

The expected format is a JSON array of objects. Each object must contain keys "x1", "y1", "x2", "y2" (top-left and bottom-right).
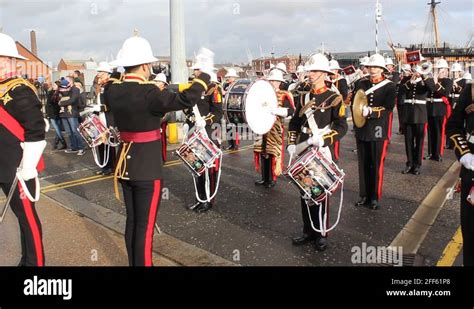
[
  {"x1": 41, "y1": 176, "x2": 114, "y2": 193},
  {"x1": 41, "y1": 144, "x2": 254, "y2": 193},
  {"x1": 436, "y1": 227, "x2": 463, "y2": 267},
  {"x1": 41, "y1": 174, "x2": 105, "y2": 190}
]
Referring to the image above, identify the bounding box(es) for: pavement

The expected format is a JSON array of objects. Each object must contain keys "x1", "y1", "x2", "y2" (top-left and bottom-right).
[{"x1": 0, "y1": 113, "x2": 466, "y2": 266}]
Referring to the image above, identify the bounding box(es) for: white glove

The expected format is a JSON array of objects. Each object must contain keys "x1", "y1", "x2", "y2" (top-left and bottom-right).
[
  {"x1": 195, "y1": 47, "x2": 215, "y2": 76},
  {"x1": 287, "y1": 145, "x2": 296, "y2": 156},
  {"x1": 44, "y1": 118, "x2": 50, "y2": 132},
  {"x1": 271, "y1": 106, "x2": 289, "y2": 117},
  {"x1": 362, "y1": 106, "x2": 372, "y2": 117},
  {"x1": 90, "y1": 104, "x2": 102, "y2": 112},
  {"x1": 196, "y1": 118, "x2": 207, "y2": 129},
  {"x1": 460, "y1": 153, "x2": 474, "y2": 171},
  {"x1": 19, "y1": 141, "x2": 47, "y2": 181},
  {"x1": 307, "y1": 135, "x2": 324, "y2": 147}
]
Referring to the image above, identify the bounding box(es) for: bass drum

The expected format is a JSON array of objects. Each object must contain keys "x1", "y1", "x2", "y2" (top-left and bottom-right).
[{"x1": 223, "y1": 79, "x2": 278, "y2": 135}]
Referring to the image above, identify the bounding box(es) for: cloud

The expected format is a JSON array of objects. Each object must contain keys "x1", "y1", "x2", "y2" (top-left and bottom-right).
[{"x1": 0, "y1": 0, "x2": 471, "y2": 67}]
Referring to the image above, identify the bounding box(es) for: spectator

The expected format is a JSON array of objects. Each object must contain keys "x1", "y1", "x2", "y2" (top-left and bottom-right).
[
  {"x1": 58, "y1": 77, "x2": 86, "y2": 155},
  {"x1": 45, "y1": 81, "x2": 67, "y2": 150}
]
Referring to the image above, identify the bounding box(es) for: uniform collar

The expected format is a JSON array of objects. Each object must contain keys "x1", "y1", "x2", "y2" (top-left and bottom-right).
[
  {"x1": 311, "y1": 85, "x2": 328, "y2": 94},
  {"x1": 370, "y1": 75, "x2": 385, "y2": 84},
  {"x1": 123, "y1": 73, "x2": 147, "y2": 83}
]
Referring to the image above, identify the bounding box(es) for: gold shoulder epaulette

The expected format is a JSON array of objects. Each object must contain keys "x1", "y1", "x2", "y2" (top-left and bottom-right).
[{"x1": 0, "y1": 77, "x2": 38, "y2": 99}]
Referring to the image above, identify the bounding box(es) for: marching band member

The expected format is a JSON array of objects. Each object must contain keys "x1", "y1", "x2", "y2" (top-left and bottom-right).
[
  {"x1": 106, "y1": 35, "x2": 212, "y2": 266},
  {"x1": 396, "y1": 64, "x2": 413, "y2": 135},
  {"x1": 400, "y1": 62, "x2": 436, "y2": 176},
  {"x1": 446, "y1": 83, "x2": 474, "y2": 266},
  {"x1": 288, "y1": 53, "x2": 347, "y2": 251},
  {"x1": 86, "y1": 61, "x2": 118, "y2": 175},
  {"x1": 223, "y1": 68, "x2": 240, "y2": 150},
  {"x1": 327, "y1": 59, "x2": 348, "y2": 162},
  {"x1": 254, "y1": 69, "x2": 295, "y2": 188},
  {"x1": 269, "y1": 62, "x2": 290, "y2": 90},
  {"x1": 450, "y1": 62, "x2": 467, "y2": 110},
  {"x1": 425, "y1": 59, "x2": 453, "y2": 161},
  {"x1": 0, "y1": 33, "x2": 47, "y2": 266},
  {"x1": 353, "y1": 54, "x2": 396, "y2": 210},
  {"x1": 185, "y1": 70, "x2": 223, "y2": 213}
]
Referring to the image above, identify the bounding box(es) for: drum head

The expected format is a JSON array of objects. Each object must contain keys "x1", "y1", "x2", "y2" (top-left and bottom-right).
[{"x1": 244, "y1": 80, "x2": 278, "y2": 135}]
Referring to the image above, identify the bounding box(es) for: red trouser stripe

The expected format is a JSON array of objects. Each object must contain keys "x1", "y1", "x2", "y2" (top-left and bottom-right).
[
  {"x1": 334, "y1": 141, "x2": 340, "y2": 161},
  {"x1": 421, "y1": 123, "x2": 428, "y2": 160},
  {"x1": 440, "y1": 116, "x2": 447, "y2": 156},
  {"x1": 377, "y1": 140, "x2": 389, "y2": 199},
  {"x1": 144, "y1": 180, "x2": 161, "y2": 267},
  {"x1": 18, "y1": 183, "x2": 44, "y2": 266},
  {"x1": 388, "y1": 112, "x2": 393, "y2": 140}
]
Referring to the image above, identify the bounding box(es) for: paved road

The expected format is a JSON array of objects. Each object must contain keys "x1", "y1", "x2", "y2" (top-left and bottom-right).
[{"x1": 33, "y1": 116, "x2": 462, "y2": 266}]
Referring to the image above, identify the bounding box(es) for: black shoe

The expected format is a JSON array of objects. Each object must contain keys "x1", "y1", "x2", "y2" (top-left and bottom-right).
[
  {"x1": 225, "y1": 145, "x2": 234, "y2": 150},
  {"x1": 195, "y1": 202, "x2": 212, "y2": 213},
  {"x1": 186, "y1": 201, "x2": 202, "y2": 210},
  {"x1": 367, "y1": 200, "x2": 380, "y2": 210},
  {"x1": 292, "y1": 233, "x2": 317, "y2": 246},
  {"x1": 101, "y1": 169, "x2": 114, "y2": 176},
  {"x1": 265, "y1": 181, "x2": 275, "y2": 189},
  {"x1": 431, "y1": 155, "x2": 442, "y2": 162},
  {"x1": 355, "y1": 197, "x2": 368, "y2": 207},
  {"x1": 411, "y1": 167, "x2": 421, "y2": 175},
  {"x1": 423, "y1": 154, "x2": 432, "y2": 160},
  {"x1": 402, "y1": 166, "x2": 413, "y2": 174},
  {"x1": 314, "y1": 237, "x2": 328, "y2": 251},
  {"x1": 255, "y1": 179, "x2": 266, "y2": 185}
]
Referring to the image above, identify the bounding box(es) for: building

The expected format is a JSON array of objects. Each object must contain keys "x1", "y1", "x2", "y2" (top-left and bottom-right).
[
  {"x1": 15, "y1": 41, "x2": 52, "y2": 84},
  {"x1": 252, "y1": 55, "x2": 299, "y2": 73}
]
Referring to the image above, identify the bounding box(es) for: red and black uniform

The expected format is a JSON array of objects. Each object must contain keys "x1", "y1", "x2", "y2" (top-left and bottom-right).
[
  {"x1": 0, "y1": 76, "x2": 45, "y2": 266},
  {"x1": 106, "y1": 73, "x2": 210, "y2": 266},
  {"x1": 396, "y1": 75, "x2": 411, "y2": 135},
  {"x1": 448, "y1": 77, "x2": 468, "y2": 149},
  {"x1": 354, "y1": 76, "x2": 396, "y2": 207},
  {"x1": 446, "y1": 83, "x2": 474, "y2": 266},
  {"x1": 426, "y1": 78, "x2": 453, "y2": 160},
  {"x1": 288, "y1": 86, "x2": 347, "y2": 245},
  {"x1": 184, "y1": 82, "x2": 223, "y2": 210},
  {"x1": 327, "y1": 76, "x2": 348, "y2": 162}
]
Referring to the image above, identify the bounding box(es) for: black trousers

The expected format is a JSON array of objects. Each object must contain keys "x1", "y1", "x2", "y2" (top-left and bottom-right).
[
  {"x1": 427, "y1": 116, "x2": 446, "y2": 158},
  {"x1": 121, "y1": 179, "x2": 162, "y2": 267},
  {"x1": 226, "y1": 123, "x2": 240, "y2": 148},
  {"x1": 397, "y1": 104, "x2": 405, "y2": 134},
  {"x1": 404, "y1": 123, "x2": 426, "y2": 169},
  {"x1": 97, "y1": 143, "x2": 116, "y2": 171},
  {"x1": 196, "y1": 160, "x2": 219, "y2": 205},
  {"x1": 460, "y1": 169, "x2": 474, "y2": 266},
  {"x1": 300, "y1": 198, "x2": 327, "y2": 238},
  {"x1": 356, "y1": 139, "x2": 389, "y2": 201},
  {"x1": 1, "y1": 180, "x2": 44, "y2": 266},
  {"x1": 257, "y1": 154, "x2": 274, "y2": 183}
]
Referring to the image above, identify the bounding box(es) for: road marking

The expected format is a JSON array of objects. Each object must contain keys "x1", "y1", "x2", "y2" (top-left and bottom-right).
[
  {"x1": 40, "y1": 145, "x2": 253, "y2": 193},
  {"x1": 389, "y1": 161, "x2": 461, "y2": 255},
  {"x1": 436, "y1": 227, "x2": 463, "y2": 267}
]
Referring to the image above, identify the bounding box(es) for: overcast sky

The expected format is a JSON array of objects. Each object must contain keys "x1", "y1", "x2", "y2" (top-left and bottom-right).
[{"x1": 0, "y1": 0, "x2": 472, "y2": 67}]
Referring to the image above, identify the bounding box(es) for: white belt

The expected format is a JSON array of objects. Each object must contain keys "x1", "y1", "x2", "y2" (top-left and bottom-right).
[
  {"x1": 427, "y1": 98, "x2": 444, "y2": 103},
  {"x1": 467, "y1": 133, "x2": 474, "y2": 144},
  {"x1": 451, "y1": 94, "x2": 460, "y2": 98},
  {"x1": 404, "y1": 99, "x2": 426, "y2": 105}
]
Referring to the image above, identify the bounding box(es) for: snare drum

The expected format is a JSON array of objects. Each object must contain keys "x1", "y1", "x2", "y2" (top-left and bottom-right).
[
  {"x1": 176, "y1": 131, "x2": 222, "y2": 176},
  {"x1": 78, "y1": 114, "x2": 110, "y2": 148},
  {"x1": 223, "y1": 79, "x2": 278, "y2": 135},
  {"x1": 285, "y1": 147, "x2": 344, "y2": 204}
]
